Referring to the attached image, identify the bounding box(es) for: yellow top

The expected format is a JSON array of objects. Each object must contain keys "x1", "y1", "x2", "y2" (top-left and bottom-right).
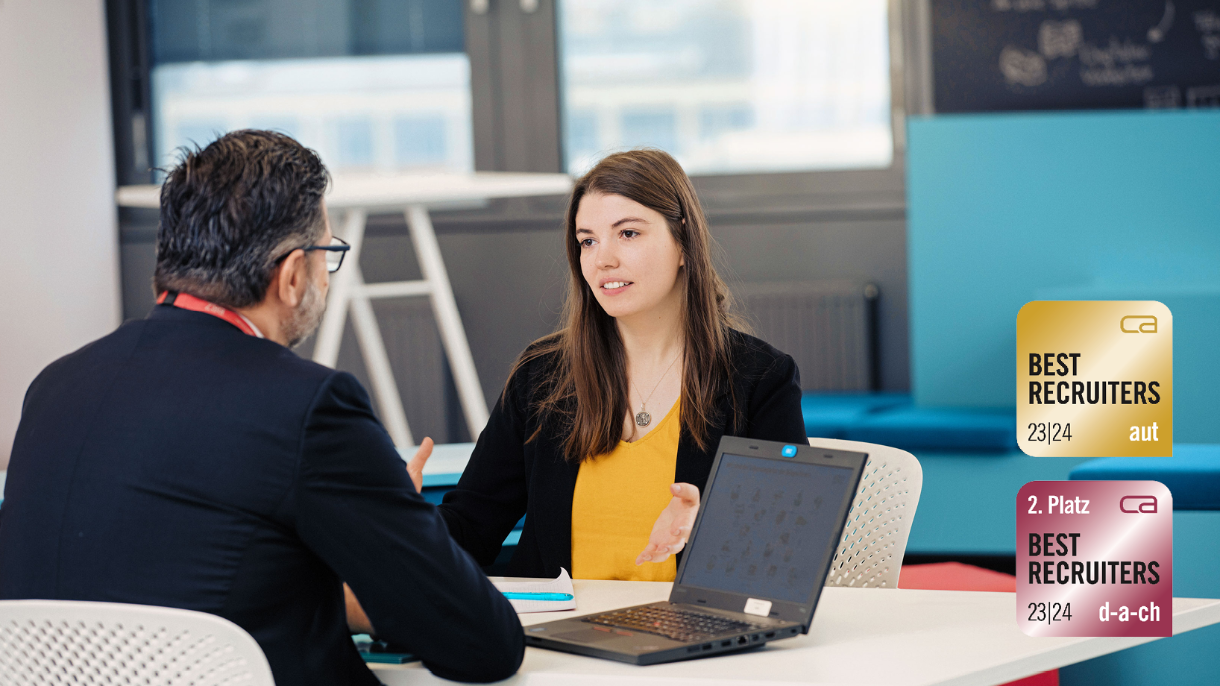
[{"x1": 570, "y1": 401, "x2": 681, "y2": 581}]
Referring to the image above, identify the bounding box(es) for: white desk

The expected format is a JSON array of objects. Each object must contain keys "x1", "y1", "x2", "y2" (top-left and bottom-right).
[
  {"x1": 371, "y1": 580, "x2": 1220, "y2": 686},
  {"x1": 118, "y1": 172, "x2": 572, "y2": 448}
]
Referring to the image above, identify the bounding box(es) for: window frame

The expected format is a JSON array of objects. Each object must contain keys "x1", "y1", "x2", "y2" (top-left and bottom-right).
[
  {"x1": 106, "y1": 0, "x2": 156, "y2": 187},
  {"x1": 464, "y1": 0, "x2": 930, "y2": 221},
  {"x1": 470, "y1": 0, "x2": 927, "y2": 213},
  {"x1": 108, "y1": 0, "x2": 932, "y2": 210},
  {"x1": 688, "y1": 0, "x2": 933, "y2": 220}
]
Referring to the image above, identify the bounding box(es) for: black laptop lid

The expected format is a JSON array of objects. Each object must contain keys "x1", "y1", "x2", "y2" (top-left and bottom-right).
[{"x1": 670, "y1": 436, "x2": 866, "y2": 628}]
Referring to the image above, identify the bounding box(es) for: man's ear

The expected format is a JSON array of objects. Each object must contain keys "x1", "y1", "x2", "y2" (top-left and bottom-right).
[{"x1": 274, "y1": 250, "x2": 309, "y2": 308}]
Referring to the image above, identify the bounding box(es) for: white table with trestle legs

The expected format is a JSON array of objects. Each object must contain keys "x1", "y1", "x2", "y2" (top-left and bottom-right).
[{"x1": 370, "y1": 579, "x2": 1220, "y2": 686}]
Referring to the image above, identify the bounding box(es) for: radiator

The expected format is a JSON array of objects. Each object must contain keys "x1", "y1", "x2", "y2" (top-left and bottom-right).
[{"x1": 733, "y1": 281, "x2": 878, "y2": 392}]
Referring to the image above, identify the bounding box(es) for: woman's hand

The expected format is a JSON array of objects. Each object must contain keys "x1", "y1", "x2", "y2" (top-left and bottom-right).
[
  {"x1": 636, "y1": 483, "x2": 700, "y2": 565},
  {"x1": 406, "y1": 437, "x2": 434, "y2": 493}
]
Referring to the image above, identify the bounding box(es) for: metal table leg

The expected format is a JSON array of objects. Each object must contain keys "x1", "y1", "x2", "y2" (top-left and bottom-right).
[
  {"x1": 312, "y1": 205, "x2": 490, "y2": 446},
  {"x1": 313, "y1": 208, "x2": 413, "y2": 447},
  {"x1": 348, "y1": 263, "x2": 413, "y2": 448},
  {"x1": 405, "y1": 205, "x2": 490, "y2": 437},
  {"x1": 313, "y1": 209, "x2": 365, "y2": 369}
]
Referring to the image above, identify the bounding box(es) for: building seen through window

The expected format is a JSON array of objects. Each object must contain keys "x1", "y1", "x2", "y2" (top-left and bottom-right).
[
  {"x1": 148, "y1": 0, "x2": 893, "y2": 179},
  {"x1": 149, "y1": 0, "x2": 472, "y2": 175},
  {"x1": 559, "y1": 0, "x2": 893, "y2": 176}
]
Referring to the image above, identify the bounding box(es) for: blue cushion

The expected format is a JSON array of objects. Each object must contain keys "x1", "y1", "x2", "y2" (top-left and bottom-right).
[
  {"x1": 843, "y1": 406, "x2": 1018, "y2": 452},
  {"x1": 1068, "y1": 445, "x2": 1220, "y2": 511},
  {"x1": 801, "y1": 392, "x2": 910, "y2": 438}
]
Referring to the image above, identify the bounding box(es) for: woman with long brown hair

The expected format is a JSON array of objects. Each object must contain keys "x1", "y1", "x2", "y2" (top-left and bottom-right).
[{"x1": 431, "y1": 149, "x2": 806, "y2": 581}]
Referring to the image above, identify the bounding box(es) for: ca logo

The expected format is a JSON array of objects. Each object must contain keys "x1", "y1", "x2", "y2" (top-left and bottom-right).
[
  {"x1": 1120, "y1": 316, "x2": 1157, "y2": 333},
  {"x1": 1119, "y1": 496, "x2": 1158, "y2": 514}
]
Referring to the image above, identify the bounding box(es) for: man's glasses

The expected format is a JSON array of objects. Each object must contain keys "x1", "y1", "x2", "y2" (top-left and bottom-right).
[{"x1": 274, "y1": 236, "x2": 350, "y2": 273}]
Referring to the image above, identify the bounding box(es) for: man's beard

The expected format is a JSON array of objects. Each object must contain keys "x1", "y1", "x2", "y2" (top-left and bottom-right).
[{"x1": 283, "y1": 278, "x2": 326, "y2": 349}]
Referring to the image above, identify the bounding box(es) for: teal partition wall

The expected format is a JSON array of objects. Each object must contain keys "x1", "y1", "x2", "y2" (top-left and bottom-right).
[{"x1": 907, "y1": 111, "x2": 1220, "y2": 442}]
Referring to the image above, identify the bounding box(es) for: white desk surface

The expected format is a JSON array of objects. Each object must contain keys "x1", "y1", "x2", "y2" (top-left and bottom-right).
[
  {"x1": 116, "y1": 171, "x2": 573, "y2": 211},
  {"x1": 371, "y1": 580, "x2": 1220, "y2": 686}
]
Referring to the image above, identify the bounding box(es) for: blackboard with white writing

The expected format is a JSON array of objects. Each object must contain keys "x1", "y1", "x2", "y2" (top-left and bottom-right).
[{"x1": 933, "y1": 0, "x2": 1220, "y2": 112}]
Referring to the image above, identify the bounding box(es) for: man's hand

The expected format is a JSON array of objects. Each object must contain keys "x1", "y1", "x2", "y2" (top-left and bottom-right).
[
  {"x1": 636, "y1": 483, "x2": 699, "y2": 565},
  {"x1": 345, "y1": 584, "x2": 375, "y2": 635},
  {"x1": 406, "y1": 437, "x2": 434, "y2": 493},
  {"x1": 345, "y1": 439, "x2": 433, "y2": 636}
]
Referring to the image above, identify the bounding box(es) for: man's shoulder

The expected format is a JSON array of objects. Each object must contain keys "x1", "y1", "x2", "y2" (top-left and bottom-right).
[
  {"x1": 31, "y1": 319, "x2": 147, "y2": 386},
  {"x1": 33, "y1": 315, "x2": 342, "y2": 404},
  {"x1": 252, "y1": 340, "x2": 341, "y2": 381},
  {"x1": 150, "y1": 307, "x2": 337, "y2": 380},
  {"x1": 198, "y1": 332, "x2": 346, "y2": 402}
]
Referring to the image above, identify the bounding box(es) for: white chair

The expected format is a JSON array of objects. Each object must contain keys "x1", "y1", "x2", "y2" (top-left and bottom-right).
[
  {"x1": 0, "y1": 600, "x2": 274, "y2": 686},
  {"x1": 811, "y1": 438, "x2": 923, "y2": 589}
]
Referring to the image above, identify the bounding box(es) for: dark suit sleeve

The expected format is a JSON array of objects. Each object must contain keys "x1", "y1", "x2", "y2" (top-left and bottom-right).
[
  {"x1": 437, "y1": 370, "x2": 531, "y2": 566},
  {"x1": 745, "y1": 353, "x2": 808, "y2": 443},
  {"x1": 293, "y1": 372, "x2": 523, "y2": 683}
]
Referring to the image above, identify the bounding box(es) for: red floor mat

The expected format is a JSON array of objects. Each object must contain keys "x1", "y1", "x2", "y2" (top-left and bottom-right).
[{"x1": 898, "y1": 561, "x2": 1016, "y2": 592}]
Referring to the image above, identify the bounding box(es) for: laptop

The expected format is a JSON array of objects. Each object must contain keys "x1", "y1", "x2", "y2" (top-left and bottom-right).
[{"x1": 524, "y1": 435, "x2": 867, "y2": 665}]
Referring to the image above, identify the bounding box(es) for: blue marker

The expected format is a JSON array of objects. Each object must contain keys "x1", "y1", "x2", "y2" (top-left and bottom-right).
[{"x1": 501, "y1": 592, "x2": 574, "y2": 601}]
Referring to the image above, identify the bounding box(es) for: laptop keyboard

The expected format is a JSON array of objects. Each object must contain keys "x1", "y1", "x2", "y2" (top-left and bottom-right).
[{"x1": 583, "y1": 605, "x2": 765, "y2": 643}]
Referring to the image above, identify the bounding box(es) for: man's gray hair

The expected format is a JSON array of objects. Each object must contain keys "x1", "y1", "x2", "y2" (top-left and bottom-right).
[{"x1": 154, "y1": 130, "x2": 331, "y2": 308}]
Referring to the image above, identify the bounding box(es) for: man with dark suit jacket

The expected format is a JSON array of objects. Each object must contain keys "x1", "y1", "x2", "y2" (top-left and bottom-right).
[{"x1": 0, "y1": 130, "x2": 524, "y2": 684}]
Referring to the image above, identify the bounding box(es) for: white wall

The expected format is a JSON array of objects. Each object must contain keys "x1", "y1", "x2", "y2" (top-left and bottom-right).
[{"x1": 0, "y1": 0, "x2": 121, "y2": 469}]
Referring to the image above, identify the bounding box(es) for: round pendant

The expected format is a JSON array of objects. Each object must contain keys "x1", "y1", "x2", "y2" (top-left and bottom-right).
[{"x1": 635, "y1": 411, "x2": 652, "y2": 427}]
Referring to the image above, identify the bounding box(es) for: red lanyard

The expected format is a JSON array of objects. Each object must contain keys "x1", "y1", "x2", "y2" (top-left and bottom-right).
[{"x1": 157, "y1": 291, "x2": 262, "y2": 337}]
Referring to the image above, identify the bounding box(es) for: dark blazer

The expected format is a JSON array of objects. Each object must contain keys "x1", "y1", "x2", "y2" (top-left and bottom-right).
[
  {"x1": 0, "y1": 305, "x2": 523, "y2": 685},
  {"x1": 439, "y1": 330, "x2": 807, "y2": 578}
]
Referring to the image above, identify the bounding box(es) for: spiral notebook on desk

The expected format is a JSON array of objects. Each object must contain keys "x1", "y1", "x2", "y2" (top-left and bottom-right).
[{"x1": 494, "y1": 569, "x2": 577, "y2": 613}]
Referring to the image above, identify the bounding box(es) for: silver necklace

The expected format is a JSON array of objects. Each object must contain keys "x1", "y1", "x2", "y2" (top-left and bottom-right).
[{"x1": 630, "y1": 352, "x2": 682, "y2": 427}]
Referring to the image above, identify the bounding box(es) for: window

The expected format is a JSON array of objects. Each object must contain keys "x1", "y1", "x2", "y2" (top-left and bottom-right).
[
  {"x1": 148, "y1": 0, "x2": 472, "y2": 175},
  {"x1": 558, "y1": 0, "x2": 893, "y2": 176}
]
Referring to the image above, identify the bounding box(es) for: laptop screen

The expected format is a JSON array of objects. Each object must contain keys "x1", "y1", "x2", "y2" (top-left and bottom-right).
[{"x1": 676, "y1": 453, "x2": 856, "y2": 603}]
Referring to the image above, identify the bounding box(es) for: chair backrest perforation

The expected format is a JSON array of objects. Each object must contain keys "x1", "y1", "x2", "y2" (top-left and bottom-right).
[
  {"x1": 811, "y1": 438, "x2": 923, "y2": 590},
  {"x1": 0, "y1": 602, "x2": 273, "y2": 686}
]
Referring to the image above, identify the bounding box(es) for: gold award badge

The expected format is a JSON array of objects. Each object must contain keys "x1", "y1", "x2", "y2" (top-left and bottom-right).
[{"x1": 1017, "y1": 302, "x2": 1172, "y2": 457}]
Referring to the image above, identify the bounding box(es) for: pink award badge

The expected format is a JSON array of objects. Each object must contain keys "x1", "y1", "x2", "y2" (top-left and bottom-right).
[{"x1": 1017, "y1": 480, "x2": 1172, "y2": 637}]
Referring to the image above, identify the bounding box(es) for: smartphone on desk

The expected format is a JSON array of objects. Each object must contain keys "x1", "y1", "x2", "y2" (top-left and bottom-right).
[{"x1": 353, "y1": 635, "x2": 418, "y2": 664}]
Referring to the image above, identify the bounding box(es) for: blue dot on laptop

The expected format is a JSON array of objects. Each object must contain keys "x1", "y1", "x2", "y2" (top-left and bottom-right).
[{"x1": 781, "y1": 445, "x2": 797, "y2": 457}]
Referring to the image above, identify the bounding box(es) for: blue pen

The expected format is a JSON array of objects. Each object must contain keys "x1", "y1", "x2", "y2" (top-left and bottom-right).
[{"x1": 501, "y1": 592, "x2": 574, "y2": 601}]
